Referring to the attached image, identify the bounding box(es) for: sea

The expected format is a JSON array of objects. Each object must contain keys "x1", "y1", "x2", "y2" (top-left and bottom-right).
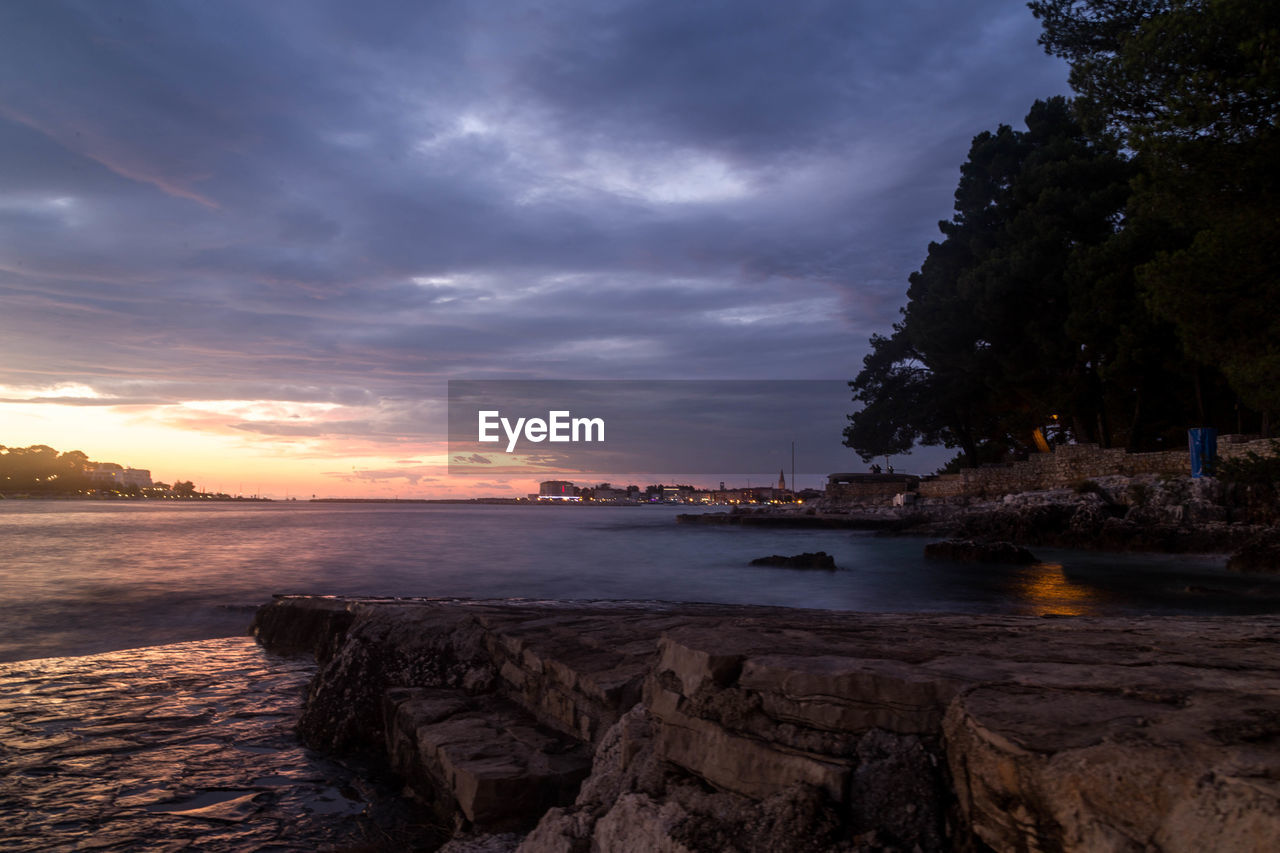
[
  {"x1": 3, "y1": 499, "x2": 1278, "y2": 663},
  {"x1": 2, "y1": 500, "x2": 1278, "y2": 850}
]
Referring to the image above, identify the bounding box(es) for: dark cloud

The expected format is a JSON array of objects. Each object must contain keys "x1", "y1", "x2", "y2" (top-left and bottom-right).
[
  {"x1": 454, "y1": 454, "x2": 493, "y2": 465},
  {"x1": 0, "y1": 0, "x2": 1069, "y2": 463}
]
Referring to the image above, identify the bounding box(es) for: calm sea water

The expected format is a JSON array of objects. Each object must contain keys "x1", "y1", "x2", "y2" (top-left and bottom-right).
[{"x1": 2, "y1": 500, "x2": 1278, "y2": 662}]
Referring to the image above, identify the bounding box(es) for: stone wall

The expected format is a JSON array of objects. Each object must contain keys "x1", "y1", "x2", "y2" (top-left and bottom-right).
[
  {"x1": 917, "y1": 435, "x2": 1276, "y2": 500},
  {"x1": 253, "y1": 596, "x2": 1280, "y2": 853},
  {"x1": 825, "y1": 474, "x2": 919, "y2": 505}
]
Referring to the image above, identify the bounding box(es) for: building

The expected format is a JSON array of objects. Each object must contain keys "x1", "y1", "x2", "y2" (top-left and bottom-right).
[
  {"x1": 119, "y1": 468, "x2": 152, "y2": 488},
  {"x1": 825, "y1": 472, "x2": 918, "y2": 504},
  {"x1": 538, "y1": 480, "x2": 580, "y2": 501},
  {"x1": 86, "y1": 465, "x2": 152, "y2": 489}
]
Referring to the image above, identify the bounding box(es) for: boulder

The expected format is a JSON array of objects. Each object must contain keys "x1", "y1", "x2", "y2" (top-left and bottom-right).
[{"x1": 748, "y1": 552, "x2": 838, "y2": 570}]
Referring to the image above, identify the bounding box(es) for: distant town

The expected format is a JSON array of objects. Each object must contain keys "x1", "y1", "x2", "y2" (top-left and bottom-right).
[
  {"x1": 0, "y1": 444, "x2": 259, "y2": 500},
  {"x1": 529, "y1": 473, "x2": 823, "y2": 505},
  {"x1": 0, "y1": 444, "x2": 837, "y2": 504}
]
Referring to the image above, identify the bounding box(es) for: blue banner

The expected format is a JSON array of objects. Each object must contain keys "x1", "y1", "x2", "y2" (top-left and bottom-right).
[{"x1": 1188, "y1": 428, "x2": 1218, "y2": 478}]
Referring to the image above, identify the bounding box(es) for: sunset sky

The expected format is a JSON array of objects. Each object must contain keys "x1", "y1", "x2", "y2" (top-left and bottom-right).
[{"x1": 0, "y1": 1, "x2": 1069, "y2": 498}]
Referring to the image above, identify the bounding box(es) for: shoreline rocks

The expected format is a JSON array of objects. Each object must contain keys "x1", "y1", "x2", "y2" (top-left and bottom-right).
[
  {"x1": 684, "y1": 475, "x2": 1277, "y2": 556},
  {"x1": 253, "y1": 595, "x2": 1280, "y2": 852}
]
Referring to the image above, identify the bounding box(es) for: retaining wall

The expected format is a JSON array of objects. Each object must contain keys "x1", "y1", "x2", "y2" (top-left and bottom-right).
[{"x1": 916, "y1": 435, "x2": 1276, "y2": 500}]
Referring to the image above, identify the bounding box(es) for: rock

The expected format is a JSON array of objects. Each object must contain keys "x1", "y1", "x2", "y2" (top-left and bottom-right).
[
  {"x1": 591, "y1": 792, "x2": 695, "y2": 853},
  {"x1": 517, "y1": 806, "x2": 594, "y2": 853},
  {"x1": 683, "y1": 473, "x2": 1272, "y2": 556},
  {"x1": 1228, "y1": 531, "x2": 1280, "y2": 574},
  {"x1": 440, "y1": 832, "x2": 525, "y2": 853},
  {"x1": 1183, "y1": 499, "x2": 1228, "y2": 525},
  {"x1": 254, "y1": 597, "x2": 1280, "y2": 853},
  {"x1": 383, "y1": 687, "x2": 592, "y2": 831},
  {"x1": 945, "y1": 684, "x2": 1280, "y2": 852},
  {"x1": 923, "y1": 538, "x2": 1038, "y2": 564},
  {"x1": 250, "y1": 593, "x2": 357, "y2": 660},
  {"x1": 748, "y1": 551, "x2": 838, "y2": 570}
]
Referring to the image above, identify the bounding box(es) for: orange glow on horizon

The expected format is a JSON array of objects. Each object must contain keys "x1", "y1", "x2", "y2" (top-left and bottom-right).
[
  {"x1": 2, "y1": 394, "x2": 740, "y2": 500},
  {"x1": 0, "y1": 398, "x2": 540, "y2": 499}
]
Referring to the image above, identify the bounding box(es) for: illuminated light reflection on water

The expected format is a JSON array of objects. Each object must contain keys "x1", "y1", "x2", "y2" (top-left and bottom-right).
[
  {"x1": 2, "y1": 501, "x2": 1279, "y2": 662},
  {"x1": 1013, "y1": 563, "x2": 1102, "y2": 617}
]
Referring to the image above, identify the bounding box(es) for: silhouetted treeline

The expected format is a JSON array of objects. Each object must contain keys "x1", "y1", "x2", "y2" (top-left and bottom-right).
[
  {"x1": 0, "y1": 445, "x2": 98, "y2": 494},
  {"x1": 847, "y1": 0, "x2": 1278, "y2": 468}
]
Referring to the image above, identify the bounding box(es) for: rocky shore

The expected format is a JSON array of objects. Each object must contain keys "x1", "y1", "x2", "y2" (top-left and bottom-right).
[
  {"x1": 253, "y1": 595, "x2": 1280, "y2": 852},
  {"x1": 681, "y1": 474, "x2": 1280, "y2": 567}
]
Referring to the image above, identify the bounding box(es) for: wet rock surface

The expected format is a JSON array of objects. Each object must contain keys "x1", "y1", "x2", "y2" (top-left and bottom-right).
[
  {"x1": 255, "y1": 596, "x2": 1280, "y2": 852},
  {"x1": 0, "y1": 636, "x2": 439, "y2": 852}
]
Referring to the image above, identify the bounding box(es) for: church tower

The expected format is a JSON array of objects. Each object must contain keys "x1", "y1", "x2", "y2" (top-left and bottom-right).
[{"x1": 778, "y1": 468, "x2": 786, "y2": 490}]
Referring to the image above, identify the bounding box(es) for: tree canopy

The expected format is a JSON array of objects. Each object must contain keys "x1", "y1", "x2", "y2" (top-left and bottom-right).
[
  {"x1": 847, "y1": 97, "x2": 1204, "y2": 463},
  {"x1": 0, "y1": 445, "x2": 95, "y2": 494},
  {"x1": 847, "y1": 1, "x2": 1276, "y2": 467},
  {"x1": 1031, "y1": 0, "x2": 1280, "y2": 421}
]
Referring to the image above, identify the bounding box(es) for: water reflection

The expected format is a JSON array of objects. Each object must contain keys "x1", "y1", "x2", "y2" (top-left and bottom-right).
[
  {"x1": 1013, "y1": 562, "x2": 1103, "y2": 617},
  {"x1": 0, "y1": 638, "x2": 413, "y2": 851},
  {"x1": 1, "y1": 501, "x2": 1276, "y2": 662}
]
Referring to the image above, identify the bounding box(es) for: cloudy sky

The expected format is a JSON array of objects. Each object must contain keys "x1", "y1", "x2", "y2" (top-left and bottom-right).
[{"x1": 0, "y1": 0, "x2": 1069, "y2": 497}]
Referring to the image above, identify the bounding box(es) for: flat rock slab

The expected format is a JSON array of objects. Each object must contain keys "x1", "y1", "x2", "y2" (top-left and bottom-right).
[{"x1": 254, "y1": 597, "x2": 1280, "y2": 852}]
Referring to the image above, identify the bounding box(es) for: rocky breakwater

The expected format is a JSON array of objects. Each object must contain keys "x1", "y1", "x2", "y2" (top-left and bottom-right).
[
  {"x1": 253, "y1": 596, "x2": 1280, "y2": 852},
  {"x1": 692, "y1": 475, "x2": 1280, "y2": 560}
]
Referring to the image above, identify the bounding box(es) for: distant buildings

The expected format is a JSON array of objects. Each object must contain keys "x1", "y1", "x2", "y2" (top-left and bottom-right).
[
  {"x1": 592, "y1": 487, "x2": 626, "y2": 501},
  {"x1": 532, "y1": 478, "x2": 797, "y2": 505},
  {"x1": 86, "y1": 464, "x2": 152, "y2": 489},
  {"x1": 538, "y1": 480, "x2": 581, "y2": 501}
]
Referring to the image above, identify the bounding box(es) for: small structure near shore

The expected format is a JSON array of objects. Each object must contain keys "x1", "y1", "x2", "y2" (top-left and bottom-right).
[{"x1": 825, "y1": 472, "x2": 919, "y2": 504}]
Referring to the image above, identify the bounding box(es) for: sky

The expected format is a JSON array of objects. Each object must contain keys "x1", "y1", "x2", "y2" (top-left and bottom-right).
[{"x1": 0, "y1": 0, "x2": 1070, "y2": 498}]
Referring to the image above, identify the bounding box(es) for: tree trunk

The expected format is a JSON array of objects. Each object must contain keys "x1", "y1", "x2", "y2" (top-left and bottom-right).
[
  {"x1": 1194, "y1": 369, "x2": 1206, "y2": 425},
  {"x1": 1127, "y1": 385, "x2": 1143, "y2": 452},
  {"x1": 951, "y1": 418, "x2": 979, "y2": 466},
  {"x1": 1071, "y1": 412, "x2": 1094, "y2": 445}
]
